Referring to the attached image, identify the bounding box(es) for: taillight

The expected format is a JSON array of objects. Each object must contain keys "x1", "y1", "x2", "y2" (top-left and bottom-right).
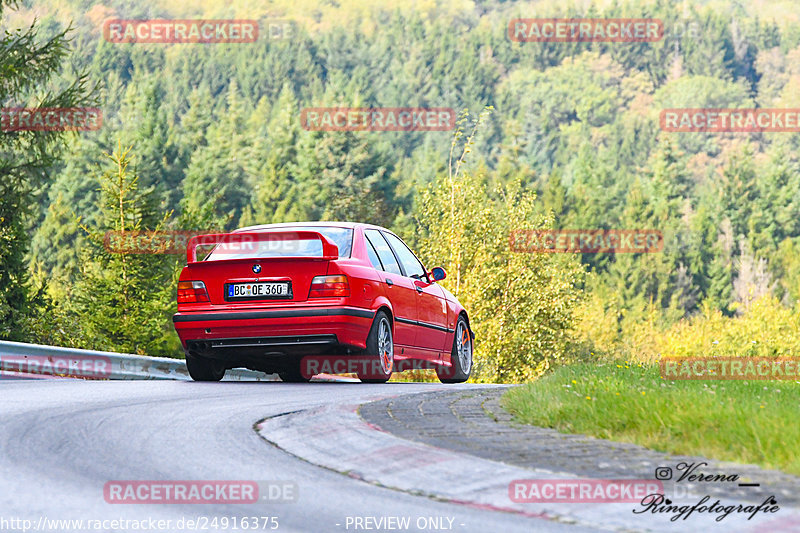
[
  {"x1": 177, "y1": 281, "x2": 210, "y2": 303},
  {"x1": 308, "y1": 275, "x2": 350, "y2": 298}
]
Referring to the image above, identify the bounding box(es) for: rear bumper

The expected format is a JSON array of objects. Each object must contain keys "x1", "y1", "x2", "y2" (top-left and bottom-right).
[
  {"x1": 173, "y1": 306, "x2": 375, "y2": 354},
  {"x1": 186, "y1": 334, "x2": 339, "y2": 359}
]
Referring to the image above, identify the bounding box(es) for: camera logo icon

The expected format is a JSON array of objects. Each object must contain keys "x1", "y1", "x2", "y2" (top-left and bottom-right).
[{"x1": 655, "y1": 467, "x2": 673, "y2": 480}]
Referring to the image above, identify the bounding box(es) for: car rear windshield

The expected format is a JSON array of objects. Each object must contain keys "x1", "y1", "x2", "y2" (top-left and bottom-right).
[{"x1": 203, "y1": 227, "x2": 354, "y2": 261}]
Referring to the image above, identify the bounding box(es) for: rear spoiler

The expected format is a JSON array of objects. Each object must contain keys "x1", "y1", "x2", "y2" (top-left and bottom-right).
[{"x1": 186, "y1": 231, "x2": 340, "y2": 264}]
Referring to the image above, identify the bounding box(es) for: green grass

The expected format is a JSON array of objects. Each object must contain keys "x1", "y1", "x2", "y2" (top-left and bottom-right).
[{"x1": 501, "y1": 362, "x2": 800, "y2": 475}]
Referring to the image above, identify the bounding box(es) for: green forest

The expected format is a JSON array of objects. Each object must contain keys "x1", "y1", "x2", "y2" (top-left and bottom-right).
[{"x1": 4, "y1": 0, "x2": 800, "y2": 382}]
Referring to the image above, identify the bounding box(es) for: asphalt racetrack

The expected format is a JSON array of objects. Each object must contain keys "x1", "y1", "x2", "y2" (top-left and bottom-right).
[{"x1": 0, "y1": 380, "x2": 597, "y2": 533}]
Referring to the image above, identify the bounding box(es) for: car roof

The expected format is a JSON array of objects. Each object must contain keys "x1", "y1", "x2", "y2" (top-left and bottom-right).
[{"x1": 234, "y1": 221, "x2": 391, "y2": 233}]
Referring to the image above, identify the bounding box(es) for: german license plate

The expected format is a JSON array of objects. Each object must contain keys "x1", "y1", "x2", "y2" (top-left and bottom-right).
[{"x1": 226, "y1": 282, "x2": 291, "y2": 300}]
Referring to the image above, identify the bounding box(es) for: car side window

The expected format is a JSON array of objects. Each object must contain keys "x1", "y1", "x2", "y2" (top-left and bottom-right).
[
  {"x1": 365, "y1": 230, "x2": 402, "y2": 275},
  {"x1": 382, "y1": 232, "x2": 426, "y2": 280},
  {"x1": 365, "y1": 235, "x2": 384, "y2": 270}
]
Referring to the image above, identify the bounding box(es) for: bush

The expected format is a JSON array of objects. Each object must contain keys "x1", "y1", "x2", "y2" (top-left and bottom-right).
[
  {"x1": 413, "y1": 171, "x2": 585, "y2": 382},
  {"x1": 575, "y1": 293, "x2": 800, "y2": 363}
]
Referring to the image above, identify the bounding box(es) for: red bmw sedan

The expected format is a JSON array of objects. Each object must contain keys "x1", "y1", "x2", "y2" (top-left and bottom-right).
[{"x1": 172, "y1": 222, "x2": 474, "y2": 383}]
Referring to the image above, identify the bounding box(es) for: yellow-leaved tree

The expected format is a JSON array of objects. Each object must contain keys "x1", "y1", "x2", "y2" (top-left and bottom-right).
[{"x1": 412, "y1": 109, "x2": 586, "y2": 382}]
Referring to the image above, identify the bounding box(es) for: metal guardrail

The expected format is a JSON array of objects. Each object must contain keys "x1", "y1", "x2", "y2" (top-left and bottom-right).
[{"x1": 0, "y1": 340, "x2": 278, "y2": 381}]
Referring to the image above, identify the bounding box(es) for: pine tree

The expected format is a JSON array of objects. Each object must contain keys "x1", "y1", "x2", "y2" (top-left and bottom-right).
[
  {"x1": 180, "y1": 81, "x2": 251, "y2": 229},
  {"x1": 239, "y1": 85, "x2": 302, "y2": 226},
  {"x1": 117, "y1": 77, "x2": 183, "y2": 211},
  {"x1": 71, "y1": 143, "x2": 179, "y2": 355},
  {"x1": 0, "y1": 0, "x2": 93, "y2": 340}
]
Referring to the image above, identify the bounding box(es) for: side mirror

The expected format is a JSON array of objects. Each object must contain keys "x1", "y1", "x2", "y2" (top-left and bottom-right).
[{"x1": 430, "y1": 267, "x2": 447, "y2": 282}]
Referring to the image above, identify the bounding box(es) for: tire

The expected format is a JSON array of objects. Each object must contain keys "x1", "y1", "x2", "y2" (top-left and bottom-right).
[
  {"x1": 279, "y1": 362, "x2": 311, "y2": 383},
  {"x1": 186, "y1": 353, "x2": 226, "y2": 382},
  {"x1": 437, "y1": 315, "x2": 472, "y2": 383},
  {"x1": 358, "y1": 311, "x2": 394, "y2": 383}
]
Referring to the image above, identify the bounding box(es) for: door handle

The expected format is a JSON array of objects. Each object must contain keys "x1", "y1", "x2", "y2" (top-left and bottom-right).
[
  {"x1": 415, "y1": 285, "x2": 423, "y2": 293},
  {"x1": 385, "y1": 279, "x2": 393, "y2": 286}
]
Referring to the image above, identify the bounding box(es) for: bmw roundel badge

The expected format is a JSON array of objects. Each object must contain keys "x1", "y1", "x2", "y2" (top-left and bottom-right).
[{"x1": 252, "y1": 264, "x2": 262, "y2": 274}]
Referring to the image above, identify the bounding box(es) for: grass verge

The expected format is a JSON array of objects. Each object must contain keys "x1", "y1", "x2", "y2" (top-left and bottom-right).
[{"x1": 501, "y1": 361, "x2": 800, "y2": 475}]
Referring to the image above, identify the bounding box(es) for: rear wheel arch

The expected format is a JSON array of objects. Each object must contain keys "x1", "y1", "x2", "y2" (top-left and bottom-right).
[
  {"x1": 437, "y1": 313, "x2": 472, "y2": 383},
  {"x1": 359, "y1": 308, "x2": 394, "y2": 383},
  {"x1": 376, "y1": 305, "x2": 394, "y2": 332},
  {"x1": 458, "y1": 310, "x2": 475, "y2": 340}
]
